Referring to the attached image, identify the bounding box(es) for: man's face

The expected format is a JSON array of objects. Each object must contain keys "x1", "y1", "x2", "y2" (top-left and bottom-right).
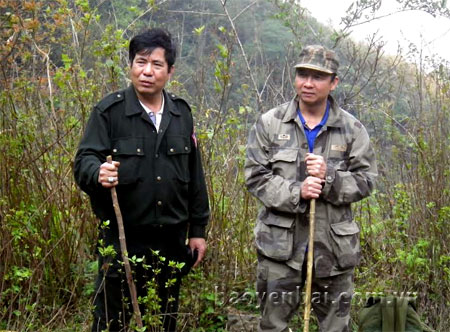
[
  {"x1": 130, "y1": 47, "x2": 173, "y2": 100},
  {"x1": 294, "y1": 68, "x2": 338, "y2": 108}
]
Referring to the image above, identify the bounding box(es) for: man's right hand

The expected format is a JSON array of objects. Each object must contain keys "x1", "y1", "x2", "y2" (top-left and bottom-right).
[
  {"x1": 98, "y1": 161, "x2": 120, "y2": 188},
  {"x1": 301, "y1": 176, "x2": 324, "y2": 199}
]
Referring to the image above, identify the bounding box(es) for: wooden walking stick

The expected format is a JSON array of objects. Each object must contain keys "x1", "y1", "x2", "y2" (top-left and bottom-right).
[
  {"x1": 106, "y1": 155, "x2": 143, "y2": 329},
  {"x1": 303, "y1": 198, "x2": 316, "y2": 332}
]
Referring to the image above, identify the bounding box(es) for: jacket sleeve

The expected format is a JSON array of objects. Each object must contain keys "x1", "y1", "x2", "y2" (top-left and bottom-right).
[
  {"x1": 74, "y1": 107, "x2": 110, "y2": 195},
  {"x1": 244, "y1": 115, "x2": 307, "y2": 214},
  {"x1": 187, "y1": 118, "x2": 210, "y2": 239},
  {"x1": 321, "y1": 124, "x2": 377, "y2": 205}
]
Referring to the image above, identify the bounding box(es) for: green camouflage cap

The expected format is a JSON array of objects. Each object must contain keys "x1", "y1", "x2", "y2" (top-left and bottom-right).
[{"x1": 294, "y1": 45, "x2": 339, "y2": 74}]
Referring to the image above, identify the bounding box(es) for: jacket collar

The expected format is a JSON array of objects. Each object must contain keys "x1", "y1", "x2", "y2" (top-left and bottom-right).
[
  {"x1": 281, "y1": 97, "x2": 299, "y2": 123},
  {"x1": 325, "y1": 96, "x2": 344, "y2": 128},
  {"x1": 282, "y1": 95, "x2": 343, "y2": 128},
  {"x1": 124, "y1": 86, "x2": 181, "y2": 117}
]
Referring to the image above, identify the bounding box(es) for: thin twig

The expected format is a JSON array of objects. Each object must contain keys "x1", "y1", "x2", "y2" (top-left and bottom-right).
[
  {"x1": 232, "y1": 0, "x2": 258, "y2": 21},
  {"x1": 219, "y1": 0, "x2": 262, "y2": 110},
  {"x1": 166, "y1": 10, "x2": 225, "y2": 16},
  {"x1": 32, "y1": 41, "x2": 58, "y2": 129},
  {"x1": 122, "y1": 0, "x2": 169, "y2": 37},
  {"x1": 259, "y1": 68, "x2": 274, "y2": 98}
]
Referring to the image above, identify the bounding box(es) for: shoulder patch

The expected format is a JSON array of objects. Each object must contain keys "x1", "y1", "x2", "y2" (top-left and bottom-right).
[
  {"x1": 168, "y1": 91, "x2": 192, "y2": 112},
  {"x1": 96, "y1": 90, "x2": 125, "y2": 112}
]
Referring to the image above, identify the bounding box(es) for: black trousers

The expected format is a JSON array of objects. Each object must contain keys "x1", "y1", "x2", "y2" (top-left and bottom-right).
[{"x1": 91, "y1": 223, "x2": 192, "y2": 332}]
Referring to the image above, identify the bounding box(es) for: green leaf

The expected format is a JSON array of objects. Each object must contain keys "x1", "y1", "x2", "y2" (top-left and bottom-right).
[
  {"x1": 61, "y1": 54, "x2": 72, "y2": 70},
  {"x1": 193, "y1": 25, "x2": 205, "y2": 36},
  {"x1": 216, "y1": 43, "x2": 228, "y2": 58}
]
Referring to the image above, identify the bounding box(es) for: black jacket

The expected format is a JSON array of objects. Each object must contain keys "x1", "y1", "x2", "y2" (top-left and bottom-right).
[{"x1": 74, "y1": 86, "x2": 209, "y2": 238}]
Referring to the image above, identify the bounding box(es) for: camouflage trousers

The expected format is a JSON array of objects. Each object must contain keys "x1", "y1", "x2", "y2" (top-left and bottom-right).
[{"x1": 256, "y1": 254, "x2": 354, "y2": 332}]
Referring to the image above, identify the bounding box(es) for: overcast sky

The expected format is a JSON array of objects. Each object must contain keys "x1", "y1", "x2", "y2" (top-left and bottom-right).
[{"x1": 301, "y1": 0, "x2": 450, "y2": 63}]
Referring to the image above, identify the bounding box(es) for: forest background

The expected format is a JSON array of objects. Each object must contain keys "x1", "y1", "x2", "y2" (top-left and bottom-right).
[{"x1": 1, "y1": 0, "x2": 449, "y2": 331}]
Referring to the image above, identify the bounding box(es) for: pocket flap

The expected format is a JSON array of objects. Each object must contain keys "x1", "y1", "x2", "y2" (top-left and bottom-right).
[
  {"x1": 255, "y1": 213, "x2": 295, "y2": 261},
  {"x1": 260, "y1": 211, "x2": 295, "y2": 228},
  {"x1": 269, "y1": 148, "x2": 298, "y2": 162},
  {"x1": 330, "y1": 221, "x2": 360, "y2": 236},
  {"x1": 112, "y1": 137, "x2": 145, "y2": 156},
  {"x1": 167, "y1": 136, "x2": 191, "y2": 155}
]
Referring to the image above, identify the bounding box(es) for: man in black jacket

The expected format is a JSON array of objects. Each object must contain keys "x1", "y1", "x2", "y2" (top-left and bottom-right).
[{"x1": 74, "y1": 28, "x2": 210, "y2": 332}]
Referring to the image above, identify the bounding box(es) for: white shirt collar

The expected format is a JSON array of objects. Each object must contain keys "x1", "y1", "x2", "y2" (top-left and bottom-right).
[{"x1": 139, "y1": 93, "x2": 164, "y2": 131}]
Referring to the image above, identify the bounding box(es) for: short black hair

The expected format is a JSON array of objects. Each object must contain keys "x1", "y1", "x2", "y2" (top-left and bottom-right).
[{"x1": 129, "y1": 28, "x2": 177, "y2": 69}]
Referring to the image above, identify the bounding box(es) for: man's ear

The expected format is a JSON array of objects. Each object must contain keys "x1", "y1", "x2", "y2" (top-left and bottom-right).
[
  {"x1": 330, "y1": 76, "x2": 339, "y2": 91},
  {"x1": 169, "y1": 65, "x2": 175, "y2": 75}
]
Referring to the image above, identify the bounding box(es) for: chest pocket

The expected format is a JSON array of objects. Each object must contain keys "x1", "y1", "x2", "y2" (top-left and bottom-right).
[
  {"x1": 269, "y1": 148, "x2": 298, "y2": 162},
  {"x1": 112, "y1": 137, "x2": 145, "y2": 184},
  {"x1": 327, "y1": 150, "x2": 349, "y2": 171},
  {"x1": 269, "y1": 148, "x2": 299, "y2": 179},
  {"x1": 166, "y1": 135, "x2": 191, "y2": 182},
  {"x1": 167, "y1": 135, "x2": 191, "y2": 155},
  {"x1": 326, "y1": 134, "x2": 350, "y2": 171}
]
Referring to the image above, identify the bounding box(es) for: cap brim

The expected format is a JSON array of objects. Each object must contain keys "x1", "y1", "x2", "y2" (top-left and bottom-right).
[{"x1": 294, "y1": 63, "x2": 334, "y2": 74}]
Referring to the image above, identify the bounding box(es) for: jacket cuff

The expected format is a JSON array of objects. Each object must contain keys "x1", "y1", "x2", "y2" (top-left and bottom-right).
[
  {"x1": 77, "y1": 165, "x2": 102, "y2": 195},
  {"x1": 88, "y1": 167, "x2": 105, "y2": 194},
  {"x1": 291, "y1": 181, "x2": 307, "y2": 213},
  {"x1": 188, "y1": 224, "x2": 206, "y2": 238},
  {"x1": 290, "y1": 181, "x2": 301, "y2": 205},
  {"x1": 92, "y1": 168, "x2": 101, "y2": 188}
]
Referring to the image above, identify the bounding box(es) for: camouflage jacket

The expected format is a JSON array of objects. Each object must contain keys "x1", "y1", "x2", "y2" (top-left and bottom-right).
[{"x1": 245, "y1": 95, "x2": 377, "y2": 277}]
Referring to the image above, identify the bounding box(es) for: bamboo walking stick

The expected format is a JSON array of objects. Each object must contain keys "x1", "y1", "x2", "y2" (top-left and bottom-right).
[
  {"x1": 303, "y1": 198, "x2": 316, "y2": 332},
  {"x1": 106, "y1": 155, "x2": 143, "y2": 329}
]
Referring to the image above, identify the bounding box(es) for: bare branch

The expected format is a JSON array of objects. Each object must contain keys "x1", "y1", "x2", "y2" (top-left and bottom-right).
[
  {"x1": 122, "y1": 0, "x2": 169, "y2": 37},
  {"x1": 260, "y1": 68, "x2": 274, "y2": 98},
  {"x1": 32, "y1": 42, "x2": 58, "y2": 128},
  {"x1": 166, "y1": 10, "x2": 226, "y2": 16},
  {"x1": 219, "y1": 0, "x2": 262, "y2": 110},
  {"x1": 232, "y1": 0, "x2": 258, "y2": 21},
  {"x1": 343, "y1": 9, "x2": 411, "y2": 30}
]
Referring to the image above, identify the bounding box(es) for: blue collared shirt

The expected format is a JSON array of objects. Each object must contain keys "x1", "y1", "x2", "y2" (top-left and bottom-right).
[{"x1": 297, "y1": 101, "x2": 330, "y2": 153}]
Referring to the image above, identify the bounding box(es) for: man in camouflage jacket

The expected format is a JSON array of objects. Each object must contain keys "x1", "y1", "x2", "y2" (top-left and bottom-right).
[{"x1": 245, "y1": 45, "x2": 377, "y2": 332}]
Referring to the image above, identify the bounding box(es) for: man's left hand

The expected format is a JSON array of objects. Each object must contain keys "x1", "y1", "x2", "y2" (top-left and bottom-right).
[
  {"x1": 305, "y1": 153, "x2": 327, "y2": 179},
  {"x1": 188, "y1": 237, "x2": 206, "y2": 268}
]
